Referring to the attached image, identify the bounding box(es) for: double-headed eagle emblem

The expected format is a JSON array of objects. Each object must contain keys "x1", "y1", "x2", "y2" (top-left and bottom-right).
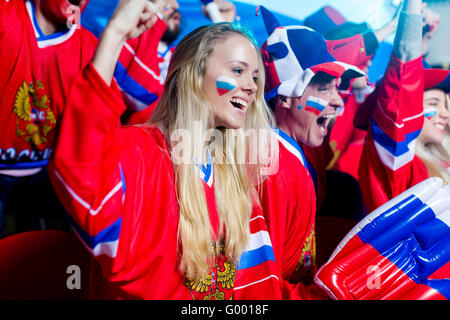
[{"x1": 13, "y1": 80, "x2": 56, "y2": 149}]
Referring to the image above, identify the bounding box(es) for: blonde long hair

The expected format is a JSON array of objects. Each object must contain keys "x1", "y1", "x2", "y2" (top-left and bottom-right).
[{"x1": 149, "y1": 23, "x2": 276, "y2": 279}]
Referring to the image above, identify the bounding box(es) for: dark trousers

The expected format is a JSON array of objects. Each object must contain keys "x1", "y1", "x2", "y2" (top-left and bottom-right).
[{"x1": 0, "y1": 167, "x2": 70, "y2": 236}]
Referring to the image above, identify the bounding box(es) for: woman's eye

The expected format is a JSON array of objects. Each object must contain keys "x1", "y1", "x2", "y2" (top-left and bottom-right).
[{"x1": 232, "y1": 68, "x2": 243, "y2": 75}]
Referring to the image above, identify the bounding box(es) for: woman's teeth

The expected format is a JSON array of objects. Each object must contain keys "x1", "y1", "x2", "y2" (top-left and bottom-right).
[{"x1": 230, "y1": 98, "x2": 247, "y2": 110}]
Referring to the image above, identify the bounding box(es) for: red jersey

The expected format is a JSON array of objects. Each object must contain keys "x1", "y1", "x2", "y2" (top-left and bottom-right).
[
  {"x1": 358, "y1": 55, "x2": 426, "y2": 212},
  {"x1": 48, "y1": 63, "x2": 325, "y2": 299},
  {"x1": 0, "y1": 0, "x2": 165, "y2": 171},
  {"x1": 255, "y1": 129, "x2": 328, "y2": 299},
  {"x1": 0, "y1": 0, "x2": 98, "y2": 170}
]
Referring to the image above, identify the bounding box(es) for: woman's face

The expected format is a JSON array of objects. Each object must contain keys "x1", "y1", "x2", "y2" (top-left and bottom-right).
[
  {"x1": 203, "y1": 34, "x2": 259, "y2": 129},
  {"x1": 420, "y1": 89, "x2": 450, "y2": 145}
]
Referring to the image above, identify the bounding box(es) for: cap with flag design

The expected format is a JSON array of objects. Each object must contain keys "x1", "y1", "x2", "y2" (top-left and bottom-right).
[
  {"x1": 259, "y1": 6, "x2": 365, "y2": 101},
  {"x1": 424, "y1": 68, "x2": 450, "y2": 93}
]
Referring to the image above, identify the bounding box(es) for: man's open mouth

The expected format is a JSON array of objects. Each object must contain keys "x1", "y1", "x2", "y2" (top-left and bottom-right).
[{"x1": 316, "y1": 113, "x2": 336, "y2": 132}]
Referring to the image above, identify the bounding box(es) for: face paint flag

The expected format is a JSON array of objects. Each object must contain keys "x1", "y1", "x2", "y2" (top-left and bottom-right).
[
  {"x1": 216, "y1": 75, "x2": 236, "y2": 96},
  {"x1": 304, "y1": 96, "x2": 328, "y2": 115},
  {"x1": 424, "y1": 107, "x2": 438, "y2": 119}
]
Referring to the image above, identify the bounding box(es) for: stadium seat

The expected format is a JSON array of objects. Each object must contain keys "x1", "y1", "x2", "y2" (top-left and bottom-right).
[
  {"x1": 0, "y1": 230, "x2": 91, "y2": 300},
  {"x1": 316, "y1": 216, "x2": 357, "y2": 268}
]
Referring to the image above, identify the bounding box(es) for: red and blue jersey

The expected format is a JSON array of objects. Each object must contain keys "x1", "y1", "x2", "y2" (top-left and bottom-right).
[
  {"x1": 49, "y1": 62, "x2": 326, "y2": 299},
  {"x1": 80, "y1": 0, "x2": 166, "y2": 124},
  {"x1": 359, "y1": 54, "x2": 426, "y2": 212},
  {"x1": 0, "y1": 0, "x2": 98, "y2": 170},
  {"x1": 0, "y1": 0, "x2": 164, "y2": 171},
  {"x1": 249, "y1": 128, "x2": 328, "y2": 299}
]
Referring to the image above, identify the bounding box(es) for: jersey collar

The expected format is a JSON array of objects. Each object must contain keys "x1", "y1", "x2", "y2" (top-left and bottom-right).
[
  {"x1": 195, "y1": 148, "x2": 214, "y2": 188},
  {"x1": 273, "y1": 128, "x2": 308, "y2": 169},
  {"x1": 26, "y1": 0, "x2": 77, "y2": 48}
]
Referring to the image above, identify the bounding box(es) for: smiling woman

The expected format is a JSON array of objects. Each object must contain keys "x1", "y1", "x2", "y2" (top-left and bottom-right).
[
  {"x1": 416, "y1": 70, "x2": 450, "y2": 183},
  {"x1": 48, "y1": 0, "x2": 278, "y2": 300},
  {"x1": 149, "y1": 22, "x2": 274, "y2": 283},
  {"x1": 202, "y1": 33, "x2": 259, "y2": 129}
]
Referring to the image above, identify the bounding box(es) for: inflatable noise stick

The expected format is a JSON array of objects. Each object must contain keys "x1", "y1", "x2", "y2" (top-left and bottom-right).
[
  {"x1": 201, "y1": 0, "x2": 225, "y2": 23},
  {"x1": 425, "y1": 183, "x2": 450, "y2": 216},
  {"x1": 326, "y1": 177, "x2": 443, "y2": 262},
  {"x1": 314, "y1": 177, "x2": 450, "y2": 300}
]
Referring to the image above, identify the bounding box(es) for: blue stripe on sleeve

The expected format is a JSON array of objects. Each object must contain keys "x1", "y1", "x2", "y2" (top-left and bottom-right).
[
  {"x1": 114, "y1": 63, "x2": 159, "y2": 106},
  {"x1": 0, "y1": 160, "x2": 49, "y2": 169},
  {"x1": 237, "y1": 245, "x2": 275, "y2": 270},
  {"x1": 371, "y1": 119, "x2": 421, "y2": 157},
  {"x1": 66, "y1": 214, "x2": 122, "y2": 250}
]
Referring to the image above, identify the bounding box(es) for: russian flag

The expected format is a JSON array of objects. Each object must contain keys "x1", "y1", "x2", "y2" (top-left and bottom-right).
[
  {"x1": 315, "y1": 178, "x2": 450, "y2": 300},
  {"x1": 304, "y1": 96, "x2": 328, "y2": 115},
  {"x1": 216, "y1": 75, "x2": 236, "y2": 96},
  {"x1": 424, "y1": 107, "x2": 438, "y2": 119}
]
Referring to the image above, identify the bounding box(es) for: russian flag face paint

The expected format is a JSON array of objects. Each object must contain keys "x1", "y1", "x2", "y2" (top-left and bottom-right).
[
  {"x1": 304, "y1": 96, "x2": 328, "y2": 116},
  {"x1": 216, "y1": 75, "x2": 236, "y2": 96},
  {"x1": 424, "y1": 107, "x2": 438, "y2": 119}
]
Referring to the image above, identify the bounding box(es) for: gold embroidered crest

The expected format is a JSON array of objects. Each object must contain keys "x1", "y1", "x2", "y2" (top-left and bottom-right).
[
  {"x1": 291, "y1": 227, "x2": 316, "y2": 284},
  {"x1": 13, "y1": 80, "x2": 56, "y2": 149},
  {"x1": 184, "y1": 240, "x2": 236, "y2": 300},
  {"x1": 326, "y1": 140, "x2": 341, "y2": 170}
]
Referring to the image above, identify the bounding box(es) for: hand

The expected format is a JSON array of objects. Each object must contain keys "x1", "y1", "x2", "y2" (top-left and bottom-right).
[
  {"x1": 151, "y1": 0, "x2": 168, "y2": 13},
  {"x1": 93, "y1": 0, "x2": 158, "y2": 85},
  {"x1": 374, "y1": 1, "x2": 401, "y2": 43},
  {"x1": 108, "y1": 0, "x2": 158, "y2": 41},
  {"x1": 315, "y1": 177, "x2": 450, "y2": 300},
  {"x1": 421, "y1": 3, "x2": 439, "y2": 55},
  {"x1": 422, "y1": 3, "x2": 439, "y2": 37},
  {"x1": 202, "y1": 0, "x2": 236, "y2": 23}
]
